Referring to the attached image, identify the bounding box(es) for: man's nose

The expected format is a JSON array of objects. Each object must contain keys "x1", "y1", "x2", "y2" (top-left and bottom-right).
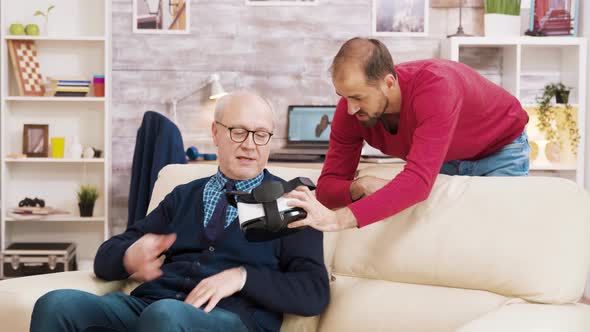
[
  {"x1": 240, "y1": 133, "x2": 256, "y2": 149},
  {"x1": 347, "y1": 100, "x2": 360, "y2": 115}
]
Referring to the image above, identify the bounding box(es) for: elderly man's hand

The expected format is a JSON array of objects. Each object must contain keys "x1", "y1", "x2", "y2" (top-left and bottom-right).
[
  {"x1": 285, "y1": 186, "x2": 358, "y2": 232},
  {"x1": 123, "y1": 233, "x2": 176, "y2": 282},
  {"x1": 185, "y1": 267, "x2": 247, "y2": 313}
]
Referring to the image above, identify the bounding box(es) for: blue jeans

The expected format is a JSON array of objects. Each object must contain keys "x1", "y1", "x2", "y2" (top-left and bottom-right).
[
  {"x1": 30, "y1": 290, "x2": 249, "y2": 332},
  {"x1": 440, "y1": 131, "x2": 530, "y2": 176}
]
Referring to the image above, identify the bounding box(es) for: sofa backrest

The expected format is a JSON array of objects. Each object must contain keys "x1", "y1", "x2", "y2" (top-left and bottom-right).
[
  {"x1": 341, "y1": 166, "x2": 590, "y2": 304},
  {"x1": 148, "y1": 164, "x2": 325, "y2": 212}
]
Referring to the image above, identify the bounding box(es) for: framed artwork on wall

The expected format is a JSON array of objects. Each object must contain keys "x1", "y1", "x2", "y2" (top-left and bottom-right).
[
  {"x1": 23, "y1": 124, "x2": 49, "y2": 158},
  {"x1": 133, "y1": 0, "x2": 189, "y2": 34},
  {"x1": 527, "y1": 0, "x2": 578, "y2": 36},
  {"x1": 373, "y1": 0, "x2": 429, "y2": 36},
  {"x1": 246, "y1": 0, "x2": 318, "y2": 6}
]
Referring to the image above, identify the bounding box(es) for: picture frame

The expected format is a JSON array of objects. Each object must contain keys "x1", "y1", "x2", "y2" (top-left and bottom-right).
[
  {"x1": 245, "y1": 0, "x2": 318, "y2": 6},
  {"x1": 23, "y1": 124, "x2": 49, "y2": 158},
  {"x1": 528, "y1": 0, "x2": 578, "y2": 36},
  {"x1": 133, "y1": 0, "x2": 190, "y2": 34},
  {"x1": 372, "y1": 0, "x2": 429, "y2": 37}
]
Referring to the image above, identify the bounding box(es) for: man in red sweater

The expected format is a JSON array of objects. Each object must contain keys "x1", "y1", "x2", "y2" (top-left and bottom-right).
[{"x1": 285, "y1": 37, "x2": 529, "y2": 231}]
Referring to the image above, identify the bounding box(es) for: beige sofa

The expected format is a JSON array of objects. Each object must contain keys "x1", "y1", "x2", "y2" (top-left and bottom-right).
[{"x1": 1, "y1": 163, "x2": 589, "y2": 332}]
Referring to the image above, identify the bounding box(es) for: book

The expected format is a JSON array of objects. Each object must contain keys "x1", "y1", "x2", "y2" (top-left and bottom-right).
[{"x1": 54, "y1": 91, "x2": 88, "y2": 97}]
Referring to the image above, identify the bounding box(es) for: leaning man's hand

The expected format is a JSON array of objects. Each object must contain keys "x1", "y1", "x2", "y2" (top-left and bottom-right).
[
  {"x1": 185, "y1": 266, "x2": 247, "y2": 313},
  {"x1": 285, "y1": 186, "x2": 357, "y2": 231}
]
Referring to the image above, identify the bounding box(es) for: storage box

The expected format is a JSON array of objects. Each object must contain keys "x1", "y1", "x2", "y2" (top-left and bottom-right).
[{"x1": 2, "y1": 242, "x2": 77, "y2": 278}]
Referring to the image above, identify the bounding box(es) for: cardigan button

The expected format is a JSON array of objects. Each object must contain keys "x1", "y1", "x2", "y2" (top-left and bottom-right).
[{"x1": 209, "y1": 246, "x2": 215, "y2": 252}]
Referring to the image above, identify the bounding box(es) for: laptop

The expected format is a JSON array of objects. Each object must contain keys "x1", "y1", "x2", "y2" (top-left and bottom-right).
[{"x1": 269, "y1": 105, "x2": 336, "y2": 161}]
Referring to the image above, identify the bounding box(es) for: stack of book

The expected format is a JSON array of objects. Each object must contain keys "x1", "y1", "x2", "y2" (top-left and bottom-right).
[{"x1": 45, "y1": 77, "x2": 91, "y2": 97}]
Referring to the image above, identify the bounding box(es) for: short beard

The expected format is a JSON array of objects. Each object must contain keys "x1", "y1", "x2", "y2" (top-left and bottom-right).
[
  {"x1": 358, "y1": 94, "x2": 389, "y2": 128},
  {"x1": 359, "y1": 117, "x2": 379, "y2": 128}
]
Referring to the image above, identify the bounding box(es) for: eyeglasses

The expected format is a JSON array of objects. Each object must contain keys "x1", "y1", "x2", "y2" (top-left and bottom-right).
[{"x1": 215, "y1": 121, "x2": 273, "y2": 146}]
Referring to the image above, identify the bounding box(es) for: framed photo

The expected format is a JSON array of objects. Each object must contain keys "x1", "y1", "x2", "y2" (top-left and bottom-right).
[
  {"x1": 528, "y1": 0, "x2": 578, "y2": 36},
  {"x1": 133, "y1": 0, "x2": 189, "y2": 34},
  {"x1": 246, "y1": 0, "x2": 318, "y2": 6},
  {"x1": 373, "y1": 0, "x2": 429, "y2": 36},
  {"x1": 23, "y1": 124, "x2": 49, "y2": 158}
]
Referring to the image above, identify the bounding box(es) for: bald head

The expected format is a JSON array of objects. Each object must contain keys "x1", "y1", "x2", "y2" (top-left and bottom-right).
[
  {"x1": 331, "y1": 37, "x2": 396, "y2": 84},
  {"x1": 212, "y1": 90, "x2": 275, "y2": 180},
  {"x1": 214, "y1": 90, "x2": 276, "y2": 130}
]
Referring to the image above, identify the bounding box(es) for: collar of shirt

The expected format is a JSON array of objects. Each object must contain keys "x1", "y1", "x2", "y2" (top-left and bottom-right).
[{"x1": 209, "y1": 169, "x2": 264, "y2": 193}]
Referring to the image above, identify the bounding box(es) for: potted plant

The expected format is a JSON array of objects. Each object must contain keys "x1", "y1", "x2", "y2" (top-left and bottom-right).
[
  {"x1": 484, "y1": 0, "x2": 521, "y2": 37},
  {"x1": 77, "y1": 185, "x2": 99, "y2": 217},
  {"x1": 544, "y1": 82, "x2": 572, "y2": 104},
  {"x1": 535, "y1": 82, "x2": 579, "y2": 156},
  {"x1": 34, "y1": 5, "x2": 55, "y2": 36}
]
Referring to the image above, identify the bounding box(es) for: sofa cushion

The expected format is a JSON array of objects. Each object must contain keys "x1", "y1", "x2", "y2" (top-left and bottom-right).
[
  {"x1": 456, "y1": 303, "x2": 590, "y2": 332},
  {"x1": 317, "y1": 275, "x2": 510, "y2": 332},
  {"x1": 333, "y1": 166, "x2": 590, "y2": 304}
]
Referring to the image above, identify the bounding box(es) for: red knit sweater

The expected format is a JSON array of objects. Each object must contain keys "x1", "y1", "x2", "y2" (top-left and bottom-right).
[{"x1": 316, "y1": 59, "x2": 529, "y2": 227}]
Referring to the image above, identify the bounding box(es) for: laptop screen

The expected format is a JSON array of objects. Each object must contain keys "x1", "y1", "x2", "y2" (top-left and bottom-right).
[{"x1": 287, "y1": 105, "x2": 336, "y2": 144}]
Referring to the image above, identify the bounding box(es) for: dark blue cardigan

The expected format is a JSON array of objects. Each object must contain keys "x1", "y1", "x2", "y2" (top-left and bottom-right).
[
  {"x1": 95, "y1": 170, "x2": 329, "y2": 331},
  {"x1": 127, "y1": 111, "x2": 186, "y2": 228}
]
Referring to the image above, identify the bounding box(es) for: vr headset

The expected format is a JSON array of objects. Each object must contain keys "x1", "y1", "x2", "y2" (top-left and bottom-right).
[{"x1": 226, "y1": 177, "x2": 316, "y2": 242}]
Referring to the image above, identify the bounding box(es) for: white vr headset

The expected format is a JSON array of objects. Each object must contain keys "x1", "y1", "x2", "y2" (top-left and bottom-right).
[{"x1": 227, "y1": 177, "x2": 316, "y2": 242}]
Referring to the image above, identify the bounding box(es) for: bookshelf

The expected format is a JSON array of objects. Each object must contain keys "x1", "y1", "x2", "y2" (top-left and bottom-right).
[
  {"x1": 442, "y1": 37, "x2": 587, "y2": 185},
  {"x1": 0, "y1": 0, "x2": 111, "y2": 276}
]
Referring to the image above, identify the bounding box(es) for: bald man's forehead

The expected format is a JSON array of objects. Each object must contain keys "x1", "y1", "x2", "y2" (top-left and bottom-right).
[
  {"x1": 219, "y1": 98, "x2": 274, "y2": 131},
  {"x1": 333, "y1": 61, "x2": 366, "y2": 82}
]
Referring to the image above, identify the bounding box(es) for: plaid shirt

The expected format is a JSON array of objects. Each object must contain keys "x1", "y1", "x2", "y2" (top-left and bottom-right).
[{"x1": 203, "y1": 170, "x2": 264, "y2": 228}]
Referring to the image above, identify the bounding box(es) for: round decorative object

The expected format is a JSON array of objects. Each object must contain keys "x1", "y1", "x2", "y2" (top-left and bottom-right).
[
  {"x1": 186, "y1": 146, "x2": 199, "y2": 161},
  {"x1": 82, "y1": 146, "x2": 95, "y2": 159},
  {"x1": 529, "y1": 141, "x2": 539, "y2": 162},
  {"x1": 545, "y1": 141, "x2": 561, "y2": 163}
]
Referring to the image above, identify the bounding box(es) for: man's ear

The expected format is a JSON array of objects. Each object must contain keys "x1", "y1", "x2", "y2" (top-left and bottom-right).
[
  {"x1": 211, "y1": 122, "x2": 219, "y2": 146},
  {"x1": 384, "y1": 73, "x2": 397, "y2": 90}
]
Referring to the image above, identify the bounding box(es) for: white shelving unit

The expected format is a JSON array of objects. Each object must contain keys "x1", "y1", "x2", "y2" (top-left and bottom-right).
[
  {"x1": 0, "y1": 0, "x2": 111, "y2": 275},
  {"x1": 4, "y1": 97, "x2": 106, "y2": 102},
  {"x1": 442, "y1": 37, "x2": 587, "y2": 185},
  {"x1": 5, "y1": 158, "x2": 105, "y2": 164}
]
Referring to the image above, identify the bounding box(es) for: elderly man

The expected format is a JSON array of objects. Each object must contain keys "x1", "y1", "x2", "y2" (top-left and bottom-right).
[{"x1": 30, "y1": 91, "x2": 329, "y2": 332}]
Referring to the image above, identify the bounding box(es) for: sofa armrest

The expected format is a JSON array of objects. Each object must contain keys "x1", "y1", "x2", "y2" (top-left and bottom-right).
[
  {"x1": 0, "y1": 271, "x2": 126, "y2": 332},
  {"x1": 456, "y1": 303, "x2": 590, "y2": 332}
]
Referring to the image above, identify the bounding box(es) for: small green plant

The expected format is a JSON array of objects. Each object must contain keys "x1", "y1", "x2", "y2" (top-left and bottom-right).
[
  {"x1": 535, "y1": 83, "x2": 579, "y2": 155},
  {"x1": 34, "y1": 5, "x2": 55, "y2": 20},
  {"x1": 77, "y1": 185, "x2": 99, "y2": 205},
  {"x1": 485, "y1": 0, "x2": 521, "y2": 16}
]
